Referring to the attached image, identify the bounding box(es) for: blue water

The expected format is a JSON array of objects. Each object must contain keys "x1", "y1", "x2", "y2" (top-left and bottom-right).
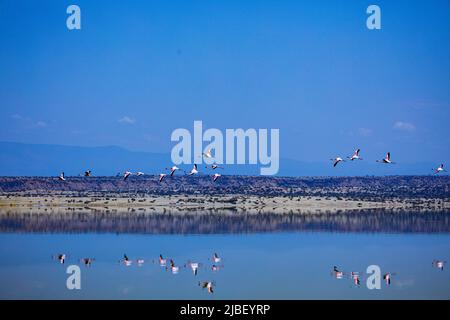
[{"x1": 0, "y1": 231, "x2": 449, "y2": 299}]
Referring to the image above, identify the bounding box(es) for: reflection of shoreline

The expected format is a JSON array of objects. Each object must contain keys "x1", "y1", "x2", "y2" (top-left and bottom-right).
[{"x1": 0, "y1": 209, "x2": 449, "y2": 234}]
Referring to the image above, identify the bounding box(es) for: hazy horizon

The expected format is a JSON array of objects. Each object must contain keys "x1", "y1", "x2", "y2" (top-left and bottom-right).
[{"x1": 0, "y1": 140, "x2": 446, "y2": 177}]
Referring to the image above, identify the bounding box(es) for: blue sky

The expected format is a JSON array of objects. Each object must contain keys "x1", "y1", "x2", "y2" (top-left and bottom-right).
[{"x1": 0, "y1": 0, "x2": 449, "y2": 164}]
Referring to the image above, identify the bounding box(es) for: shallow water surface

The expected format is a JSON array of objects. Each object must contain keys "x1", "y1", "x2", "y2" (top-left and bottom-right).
[{"x1": 0, "y1": 211, "x2": 449, "y2": 299}]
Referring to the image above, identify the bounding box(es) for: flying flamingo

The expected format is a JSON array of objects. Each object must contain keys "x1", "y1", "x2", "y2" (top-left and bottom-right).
[
  {"x1": 84, "y1": 170, "x2": 91, "y2": 177},
  {"x1": 123, "y1": 171, "x2": 132, "y2": 180},
  {"x1": 58, "y1": 172, "x2": 66, "y2": 181},
  {"x1": 166, "y1": 166, "x2": 179, "y2": 176},
  {"x1": 213, "y1": 173, "x2": 221, "y2": 182},
  {"x1": 206, "y1": 164, "x2": 224, "y2": 170},
  {"x1": 433, "y1": 164, "x2": 446, "y2": 174},
  {"x1": 159, "y1": 173, "x2": 166, "y2": 182},
  {"x1": 348, "y1": 148, "x2": 363, "y2": 161},
  {"x1": 331, "y1": 157, "x2": 345, "y2": 167},
  {"x1": 188, "y1": 164, "x2": 199, "y2": 176},
  {"x1": 376, "y1": 152, "x2": 395, "y2": 164},
  {"x1": 203, "y1": 149, "x2": 213, "y2": 159}
]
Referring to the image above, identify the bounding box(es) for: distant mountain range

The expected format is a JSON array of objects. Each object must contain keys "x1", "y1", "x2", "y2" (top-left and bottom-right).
[{"x1": 0, "y1": 141, "x2": 441, "y2": 177}]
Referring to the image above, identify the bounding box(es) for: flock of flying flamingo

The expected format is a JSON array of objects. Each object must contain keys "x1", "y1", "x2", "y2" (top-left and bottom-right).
[
  {"x1": 331, "y1": 148, "x2": 446, "y2": 170},
  {"x1": 57, "y1": 150, "x2": 224, "y2": 182},
  {"x1": 57, "y1": 148, "x2": 447, "y2": 182},
  {"x1": 54, "y1": 252, "x2": 224, "y2": 294}
]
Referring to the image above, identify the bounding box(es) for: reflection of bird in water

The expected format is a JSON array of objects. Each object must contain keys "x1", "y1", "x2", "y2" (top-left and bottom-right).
[
  {"x1": 159, "y1": 174, "x2": 166, "y2": 182},
  {"x1": 432, "y1": 260, "x2": 446, "y2": 270},
  {"x1": 213, "y1": 174, "x2": 221, "y2": 182},
  {"x1": 333, "y1": 266, "x2": 344, "y2": 279},
  {"x1": 168, "y1": 259, "x2": 179, "y2": 274},
  {"x1": 191, "y1": 263, "x2": 199, "y2": 276},
  {"x1": 212, "y1": 253, "x2": 221, "y2": 263},
  {"x1": 136, "y1": 172, "x2": 144, "y2": 176},
  {"x1": 383, "y1": 273, "x2": 394, "y2": 285},
  {"x1": 199, "y1": 281, "x2": 215, "y2": 294},
  {"x1": 81, "y1": 258, "x2": 94, "y2": 267},
  {"x1": 211, "y1": 265, "x2": 223, "y2": 272},
  {"x1": 158, "y1": 254, "x2": 167, "y2": 267},
  {"x1": 209, "y1": 254, "x2": 225, "y2": 271},
  {"x1": 136, "y1": 259, "x2": 145, "y2": 266},
  {"x1": 351, "y1": 272, "x2": 360, "y2": 286},
  {"x1": 55, "y1": 253, "x2": 66, "y2": 264},
  {"x1": 121, "y1": 254, "x2": 132, "y2": 266},
  {"x1": 185, "y1": 261, "x2": 200, "y2": 275}
]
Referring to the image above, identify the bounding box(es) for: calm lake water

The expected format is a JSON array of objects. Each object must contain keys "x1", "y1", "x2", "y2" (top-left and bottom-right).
[{"x1": 0, "y1": 211, "x2": 449, "y2": 299}]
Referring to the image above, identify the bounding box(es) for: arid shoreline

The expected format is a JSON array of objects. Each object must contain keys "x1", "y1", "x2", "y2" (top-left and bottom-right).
[
  {"x1": 1, "y1": 175, "x2": 449, "y2": 214},
  {"x1": 1, "y1": 194, "x2": 449, "y2": 214}
]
